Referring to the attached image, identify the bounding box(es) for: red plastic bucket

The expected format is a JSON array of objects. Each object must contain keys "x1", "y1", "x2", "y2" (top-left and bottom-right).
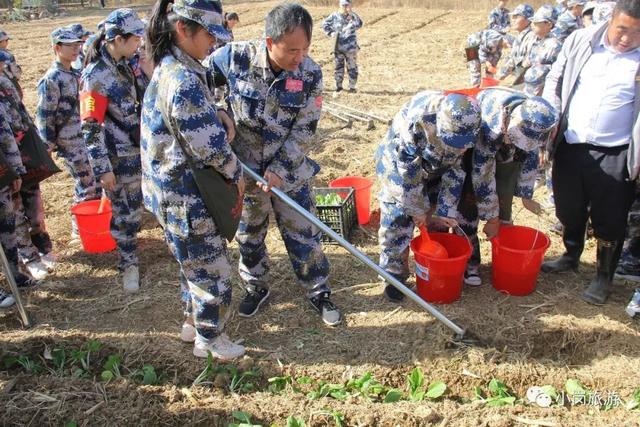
[
  {"x1": 71, "y1": 199, "x2": 116, "y2": 253},
  {"x1": 481, "y1": 77, "x2": 500, "y2": 87},
  {"x1": 410, "y1": 232, "x2": 472, "y2": 304},
  {"x1": 490, "y1": 225, "x2": 550, "y2": 296},
  {"x1": 330, "y1": 176, "x2": 373, "y2": 225}
]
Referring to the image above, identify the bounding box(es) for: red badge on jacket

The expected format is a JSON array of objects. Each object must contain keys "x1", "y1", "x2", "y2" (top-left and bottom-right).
[{"x1": 285, "y1": 78, "x2": 303, "y2": 92}]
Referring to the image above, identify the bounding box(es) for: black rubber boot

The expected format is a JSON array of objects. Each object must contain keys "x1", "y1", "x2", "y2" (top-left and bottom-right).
[
  {"x1": 582, "y1": 239, "x2": 619, "y2": 305},
  {"x1": 541, "y1": 224, "x2": 585, "y2": 273}
]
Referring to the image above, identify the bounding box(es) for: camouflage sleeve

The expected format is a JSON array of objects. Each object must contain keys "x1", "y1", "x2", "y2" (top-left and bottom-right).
[
  {"x1": 514, "y1": 149, "x2": 539, "y2": 200},
  {"x1": 0, "y1": 77, "x2": 31, "y2": 133},
  {"x1": 211, "y1": 44, "x2": 232, "y2": 79},
  {"x1": 0, "y1": 114, "x2": 25, "y2": 174},
  {"x1": 171, "y1": 74, "x2": 240, "y2": 183},
  {"x1": 35, "y1": 76, "x2": 59, "y2": 151},
  {"x1": 436, "y1": 160, "x2": 466, "y2": 219},
  {"x1": 321, "y1": 14, "x2": 335, "y2": 36},
  {"x1": 266, "y1": 70, "x2": 323, "y2": 183},
  {"x1": 351, "y1": 12, "x2": 363, "y2": 29},
  {"x1": 487, "y1": 10, "x2": 499, "y2": 31},
  {"x1": 472, "y1": 140, "x2": 500, "y2": 220},
  {"x1": 542, "y1": 32, "x2": 573, "y2": 112},
  {"x1": 498, "y1": 50, "x2": 517, "y2": 79},
  {"x1": 468, "y1": 59, "x2": 481, "y2": 87},
  {"x1": 81, "y1": 74, "x2": 112, "y2": 177},
  {"x1": 395, "y1": 138, "x2": 428, "y2": 219},
  {"x1": 538, "y1": 41, "x2": 562, "y2": 65}
]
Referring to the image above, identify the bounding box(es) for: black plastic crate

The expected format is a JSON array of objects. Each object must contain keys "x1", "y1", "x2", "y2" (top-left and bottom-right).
[{"x1": 314, "y1": 187, "x2": 357, "y2": 244}]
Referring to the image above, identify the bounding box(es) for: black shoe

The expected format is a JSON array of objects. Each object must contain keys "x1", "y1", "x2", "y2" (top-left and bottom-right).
[
  {"x1": 335, "y1": 86, "x2": 343, "y2": 92},
  {"x1": 308, "y1": 292, "x2": 342, "y2": 326},
  {"x1": 238, "y1": 286, "x2": 270, "y2": 317},
  {"x1": 582, "y1": 240, "x2": 619, "y2": 305},
  {"x1": 15, "y1": 272, "x2": 40, "y2": 288},
  {"x1": 541, "y1": 254, "x2": 579, "y2": 273},
  {"x1": 348, "y1": 88, "x2": 357, "y2": 93},
  {"x1": 383, "y1": 284, "x2": 405, "y2": 302}
]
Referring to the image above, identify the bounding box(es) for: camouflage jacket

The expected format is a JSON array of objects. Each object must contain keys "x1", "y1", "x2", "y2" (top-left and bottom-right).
[
  {"x1": 81, "y1": 44, "x2": 145, "y2": 177},
  {"x1": 35, "y1": 61, "x2": 82, "y2": 151},
  {"x1": 375, "y1": 91, "x2": 470, "y2": 219},
  {"x1": 523, "y1": 33, "x2": 562, "y2": 95},
  {"x1": 141, "y1": 46, "x2": 240, "y2": 237},
  {"x1": 210, "y1": 40, "x2": 323, "y2": 192},
  {"x1": 0, "y1": 103, "x2": 25, "y2": 175},
  {"x1": 473, "y1": 89, "x2": 539, "y2": 220},
  {"x1": 552, "y1": 10, "x2": 582, "y2": 42},
  {"x1": 488, "y1": 6, "x2": 511, "y2": 34},
  {"x1": 468, "y1": 29, "x2": 504, "y2": 64},
  {"x1": 322, "y1": 11, "x2": 363, "y2": 53},
  {"x1": 0, "y1": 73, "x2": 30, "y2": 134},
  {"x1": 498, "y1": 27, "x2": 537, "y2": 78}
]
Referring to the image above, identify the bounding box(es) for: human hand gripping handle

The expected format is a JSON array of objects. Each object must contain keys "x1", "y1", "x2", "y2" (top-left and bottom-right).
[
  {"x1": 100, "y1": 172, "x2": 116, "y2": 192},
  {"x1": 259, "y1": 171, "x2": 282, "y2": 193},
  {"x1": 483, "y1": 216, "x2": 500, "y2": 239}
]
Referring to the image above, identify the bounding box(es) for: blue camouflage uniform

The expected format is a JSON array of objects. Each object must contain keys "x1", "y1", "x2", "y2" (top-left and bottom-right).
[
  {"x1": 497, "y1": 4, "x2": 536, "y2": 81},
  {"x1": 618, "y1": 182, "x2": 640, "y2": 277},
  {"x1": 375, "y1": 91, "x2": 481, "y2": 284},
  {"x1": 523, "y1": 5, "x2": 563, "y2": 96},
  {"x1": 81, "y1": 9, "x2": 145, "y2": 272},
  {"x1": 0, "y1": 30, "x2": 23, "y2": 99},
  {"x1": 69, "y1": 23, "x2": 92, "y2": 70},
  {"x1": 552, "y1": 3, "x2": 585, "y2": 42},
  {"x1": 211, "y1": 39, "x2": 332, "y2": 298},
  {"x1": 467, "y1": 29, "x2": 505, "y2": 87},
  {"x1": 458, "y1": 88, "x2": 557, "y2": 270},
  {"x1": 36, "y1": 27, "x2": 98, "y2": 237},
  {"x1": 321, "y1": 5, "x2": 363, "y2": 90},
  {"x1": 488, "y1": 5, "x2": 511, "y2": 34}
]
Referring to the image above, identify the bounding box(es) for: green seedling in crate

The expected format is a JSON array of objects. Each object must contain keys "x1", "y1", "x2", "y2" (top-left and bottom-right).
[{"x1": 315, "y1": 193, "x2": 343, "y2": 206}]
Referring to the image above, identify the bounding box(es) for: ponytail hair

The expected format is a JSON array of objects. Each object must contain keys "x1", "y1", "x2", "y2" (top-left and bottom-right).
[
  {"x1": 84, "y1": 28, "x2": 106, "y2": 68},
  {"x1": 147, "y1": 0, "x2": 202, "y2": 65}
]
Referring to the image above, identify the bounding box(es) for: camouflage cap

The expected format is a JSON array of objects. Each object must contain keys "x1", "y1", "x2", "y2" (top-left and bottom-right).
[
  {"x1": 104, "y1": 8, "x2": 145, "y2": 40},
  {"x1": 532, "y1": 5, "x2": 557, "y2": 23},
  {"x1": 340, "y1": 0, "x2": 352, "y2": 5},
  {"x1": 0, "y1": 29, "x2": 9, "y2": 41},
  {"x1": 582, "y1": 1, "x2": 596, "y2": 15},
  {"x1": 567, "y1": 0, "x2": 586, "y2": 7},
  {"x1": 51, "y1": 27, "x2": 82, "y2": 44},
  {"x1": 485, "y1": 30, "x2": 506, "y2": 50},
  {"x1": 506, "y1": 97, "x2": 558, "y2": 152},
  {"x1": 83, "y1": 33, "x2": 99, "y2": 57},
  {"x1": 509, "y1": 4, "x2": 535, "y2": 19},
  {"x1": 69, "y1": 23, "x2": 92, "y2": 38},
  {"x1": 172, "y1": 0, "x2": 231, "y2": 43},
  {"x1": 479, "y1": 89, "x2": 527, "y2": 142},
  {"x1": 436, "y1": 93, "x2": 481, "y2": 150},
  {"x1": 593, "y1": 2, "x2": 616, "y2": 24}
]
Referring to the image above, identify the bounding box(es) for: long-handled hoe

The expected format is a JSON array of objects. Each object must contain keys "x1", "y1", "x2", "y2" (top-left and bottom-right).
[{"x1": 0, "y1": 245, "x2": 32, "y2": 328}]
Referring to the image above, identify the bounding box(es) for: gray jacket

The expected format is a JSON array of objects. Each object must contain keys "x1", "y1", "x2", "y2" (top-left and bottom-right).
[{"x1": 543, "y1": 21, "x2": 640, "y2": 180}]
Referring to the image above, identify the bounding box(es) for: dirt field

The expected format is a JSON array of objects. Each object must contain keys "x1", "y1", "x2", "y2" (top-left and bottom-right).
[{"x1": 1, "y1": 1, "x2": 639, "y2": 426}]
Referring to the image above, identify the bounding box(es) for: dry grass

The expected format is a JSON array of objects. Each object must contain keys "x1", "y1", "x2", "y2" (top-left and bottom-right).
[{"x1": 305, "y1": 0, "x2": 552, "y2": 9}]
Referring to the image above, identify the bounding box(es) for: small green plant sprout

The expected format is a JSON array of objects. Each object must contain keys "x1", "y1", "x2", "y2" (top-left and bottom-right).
[
  {"x1": 626, "y1": 388, "x2": 640, "y2": 411},
  {"x1": 228, "y1": 365, "x2": 258, "y2": 394},
  {"x1": 307, "y1": 381, "x2": 348, "y2": 401},
  {"x1": 133, "y1": 364, "x2": 159, "y2": 385},
  {"x1": 268, "y1": 375, "x2": 297, "y2": 394},
  {"x1": 346, "y1": 372, "x2": 385, "y2": 401},
  {"x1": 426, "y1": 381, "x2": 447, "y2": 400},
  {"x1": 229, "y1": 411, "x2": 262, "y2": 427},
  {"x1": 565, "y1": 379, "x2": 591, "y2": 405},
  {"x1": 315, "y1": 193, "x2": 343, "y2": 206},
  {"x1": 51, "y1": 347, "x2": 66, "y2": 375},
  {"x1": 475, "y1": 378, "x2": 517, "y2": 407},
  {"x1": 407, "y1": 367, "x2": 426, "y2": 402},
  {"x1": 4, "y1": 355, "x2": 43, "y2": 374},
  {"x1": 383, "y1": 388, "x2": 403, "y2": 403},
  {"x1": 64, "y1": 421, "x2": 78, "y2": 427},
  {"x1": 286, "y1": 415, "x2": 306, "y2": 427},
  {"x1": 296, "y1": 376, "x2": 315, "y2": 385},
  {"x1": 192, "y1": 352, "x2": 217, "y2": 387},
  {"x1": 70, "y1": 340, "x2": 102, "y2": 376},
  {"x1": 101, "y1": 354, "x2": 122, "y2": 382}
]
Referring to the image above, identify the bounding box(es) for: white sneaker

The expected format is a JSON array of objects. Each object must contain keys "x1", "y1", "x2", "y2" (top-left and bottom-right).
[
  {"x1": 122, "y1": 266, "x2": 140, "y2": 293},
  {"x1": 0, "y1": 289, "x2": 15, "y2": 309},
  {"x1": 39, "y1": 252, "x2": 57, "y2": 270},
  {"x1": 181, "y1": 322, "x2": 196, "y2": 343},
  {"x1": 464, "y1": 266, "x2": 482, "y2": 287},
  {"x1": 25, "y1": 260, "x2": 49, "y2": 280},
  {"x1": 193, "y1": 334, "x2": 245, "y2": 360}
]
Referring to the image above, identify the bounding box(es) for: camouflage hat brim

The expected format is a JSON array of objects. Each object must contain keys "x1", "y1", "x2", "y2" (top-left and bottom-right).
[
  {"x1": 437, "y1": 132, "x2": 478, "y2": 150},
  {"x1": 505, "y1": 118, "x2": 544, "y2": 152},
  {"x1": 173, "y1": 1, "x2": 231, "y2": 43},
  {"x1": 0, "y1": 32, "x2": 9, "y2": 41},
  {"x1": 506, "y1": 102, "x2": 556, "y2": 152}
]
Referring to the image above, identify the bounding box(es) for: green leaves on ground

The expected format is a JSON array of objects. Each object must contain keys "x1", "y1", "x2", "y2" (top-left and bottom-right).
[
  {"x1": 315, "y1": 193, "x2": 343, "y2": 206},
  {"x1": 229, "y1": 411, "x2": 262, "y2": 427},
  {"x1": 474, "y1": 378, "x2": 516, "y2": 407},
  {"x1": 626, "y1": 388, "x2": 640, "y2": 410}
]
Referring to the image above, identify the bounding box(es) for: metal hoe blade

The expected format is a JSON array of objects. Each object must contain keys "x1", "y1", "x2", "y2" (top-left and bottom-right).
[
  {"x1": 241, "y1": 163, "x2": 476, "y2": 342},
  {"x1": 0, "y1": 244, "x2": 32, "y2": 328}
]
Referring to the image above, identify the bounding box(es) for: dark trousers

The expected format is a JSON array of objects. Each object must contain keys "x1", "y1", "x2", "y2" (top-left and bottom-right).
[{"x1": 552, "y1": 141, "x2": 635, "y2": 255}]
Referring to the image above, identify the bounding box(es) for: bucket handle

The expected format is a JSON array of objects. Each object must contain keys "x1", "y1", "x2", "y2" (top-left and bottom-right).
[{"x1": 453, "y1": 224, "x2": 474, "y2": 254}]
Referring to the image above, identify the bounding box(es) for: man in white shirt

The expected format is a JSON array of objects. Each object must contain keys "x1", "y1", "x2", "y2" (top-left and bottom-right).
[{"x1": 542, "y1": 0, "x2": 640, "y2": 305}]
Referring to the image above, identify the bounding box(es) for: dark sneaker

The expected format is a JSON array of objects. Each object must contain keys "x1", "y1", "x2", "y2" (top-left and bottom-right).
[
  {"x1": 615, "y1": 265, "x2": 640, "y2": 283},
  {"x1": 348, "y1": 88, "x2": 357, "y2": 93},
  {"x1": 309, "y1": 293, "x2": 342, "y2": 326},
  {"x1": 0, "y1": 289, "x2": 15, "y2": 309},
  {"x1": 335, "y1": 86, "x2": 343, "y2": 92},
  {"x1": 15, "y1": 272, "x2": 40, "y2": 288},
  {"x1": 238, "y1": 286, "x2": 270, "y2": 317},
  {"x1": 383, "y1": 284, "x2": 405, "y2": 302}
]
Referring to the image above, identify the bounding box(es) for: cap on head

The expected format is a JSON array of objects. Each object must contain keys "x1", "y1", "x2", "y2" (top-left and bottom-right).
[
  {"x1": 51, "y1": 26, "x2": 82, "y2": 44},
  {"x1": 509, "y1": 4, "x2": 535, "y2": 19},
  {"x1": 0, "y1": 29, "x2": 10, "y2": 42},
  {"x1": 103, "y1": 8, "x2": 145, "y2": 40},
  {"x1": 506, "y1": 96, "x2": 558, "y2": 152},
  {"x1": 339, "y1": 0, "x2": 352, "y2": 6},
  {"x1": 532, "y1": 5, "x2": 558, "y2": 23},
  {"x1": 172, "y1": 0, "x2": 231, "y2": 43},
  {"x1": 436, "y1": 93, "x2": 481, "y2": 150},
  {"x1": 567, "y1": 0, "x2": 586, "y2": 8}
]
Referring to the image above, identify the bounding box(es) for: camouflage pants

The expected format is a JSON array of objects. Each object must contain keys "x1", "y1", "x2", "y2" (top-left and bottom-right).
[
  {"x1": 106, "y1": 157, "x2": 142, "y2": 271},
  {"x1": 13, "y1": 184, "x2": 52, "y2": 263},
  {"x1": 236, "y1": 179, "x2": 331, "y2": 298},
  {"x1": 620, "y1": 182, "x2": 640, "y2": 271},
  {"x1": 468, "y1": 55, "x2": 499, "y2": 87},
  {"x1": 334, "y1": 50, "x2": 358, "y2": 89},
  {"x1": 164, "y1": 216, "x2": 232, "y2": 343},
  {"x1": 57, "y1": 142, "x2": 100, "y2": 236}
]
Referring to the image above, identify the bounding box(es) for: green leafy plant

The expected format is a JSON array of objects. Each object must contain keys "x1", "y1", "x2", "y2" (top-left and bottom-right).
[
  {"x1": 101, "y1": 354, "x2": 122, "y2": 382},
  {"x1": 475, "y1": 378, "x2": 516, "y2": 407},
  {"x1": 133, "y1": 364, "x2": 159, "y2": 385},
  {"x1": 307, "y1": 381, "x2": 348, "y2": 400},
  {"x1": 228, "y1": 366, "x2": 258, "y2": 394},
  {"x1": 51, "y1": 347, "x2": 66, "y2": 375},
  {"x1": 4, "y1": 355, "x2": 43, "y2": 374},
  {"x1": 268, "y1": 375, "x2": 298, "y2": 394},
  {"x1": 626, "y1": 388, "x2": 640, "y2": 411},
  {"x1": 315, "y1": 193, "x2": 343, "y2": 206},
  {"x1": 565, "y1": 379, "x2": 591, "y2": 404},
  {"x1": 229, "y1": 411, "x2": 262, "y2": 427},
  {"x1": 346, "y1": 372, "x2": 386, "y2": 401},
  {"x1": 426, "y1": 380, "x2": 447, "y2": 400},
  {"x1": 70, "y1": 340, "x2": 102, "y2": 376},
  {"x1": 407, "y1": 367, "x2": 426, "y2": 401},
  {"x1": 192, "y1": 352, "x2": 217, "y2": 386},
  {"x1": 383, "y1": 388, "x2": 403, "y2": 403},
  {"x1": 286, "y1": 416, "x2": 306, "y2": 427}
]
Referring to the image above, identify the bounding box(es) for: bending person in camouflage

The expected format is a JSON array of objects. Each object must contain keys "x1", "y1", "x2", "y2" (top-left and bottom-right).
[
  {"x1": 36, "y1": 27, "x2": 99, "y2": 241},
  {"x1": 488, "y1": 0, "x2": 511, "y2": 34},
  {"x1": 81, "y1": 9, "x2": 146, "y2": 293},
  {"x1": 497, "y1": 4, "x2": 536, "y2": 85},
  {"x1": 142, "y1": 0, "x2": 246, "y2": 360},
  {"x1": 321, "y1": 0, "x2": 363, "y2": 92},
  {"x1": 523, "y1": 5, "x2": 563, "y2": 96},
  {"x1": 211, "y1": 3, "x2": 341, "y2": 326},
  {"x1": 552, "y1": 0, "x2": 586, "y2": 42},
  {"x1": 375, "y1": 92, "x2": 481, "y2": 301},
  {"x1": 466, "y1": 29, "x2": 507, "y2": 87},
  {"x1": 459, "y1": 88, "x2": 557, "y2": 286}
]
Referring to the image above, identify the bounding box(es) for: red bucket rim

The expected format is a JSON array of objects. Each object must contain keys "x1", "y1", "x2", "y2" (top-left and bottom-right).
[
  {"x1": 491, "y1": 225, "x2": 551, "y2": 254},
  {"x1": 329, "y1": 176, "x2": 373, "y2": 190},
  {"x1": 410, "y1": 232, "x2": 472, "y2": 262},
  {"x1": 71, "y1": 199, "x2": 111, "y2": 216}
]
